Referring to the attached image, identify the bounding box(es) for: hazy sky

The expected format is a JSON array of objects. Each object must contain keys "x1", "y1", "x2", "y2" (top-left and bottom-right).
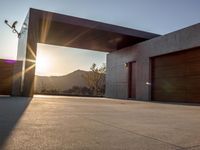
[
  {"x1": 0, "y1": 0, "x2": 200, "y2": 75},
  {"x1": 36, "y1": 44, "x2": 107, "y2": 76}
]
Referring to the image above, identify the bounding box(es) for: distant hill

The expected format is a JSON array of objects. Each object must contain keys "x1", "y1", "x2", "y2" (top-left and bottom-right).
[{"x1": 34, "y1": 70, "x2": 89, "y2": 92}]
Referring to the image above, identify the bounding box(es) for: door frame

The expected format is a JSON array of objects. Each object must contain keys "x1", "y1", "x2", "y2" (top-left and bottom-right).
[
  {"x1": 150, "y1": 58, "x2": 154, "y2": 101},
  {"x1": 128, "y1": 61, "x2": 136, "y2": 99}
]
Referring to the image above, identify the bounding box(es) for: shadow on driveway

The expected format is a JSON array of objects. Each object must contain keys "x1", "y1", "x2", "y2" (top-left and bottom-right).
[{"x1": 0, "y1": 97, "x2": 32, "y2": 149}]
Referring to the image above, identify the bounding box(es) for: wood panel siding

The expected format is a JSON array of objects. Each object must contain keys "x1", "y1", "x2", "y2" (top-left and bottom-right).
[
  {"x1": 152, "y1": 47, "x2": 200, "y2": 103},
  {"x1": 0, "y1": 60, "x2": 14, "y2": 95}
]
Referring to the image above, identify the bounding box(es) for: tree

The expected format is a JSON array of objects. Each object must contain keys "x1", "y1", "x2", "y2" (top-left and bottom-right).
[{"x1": 83, "y1": 63, "x2": 106, "y2": 96}]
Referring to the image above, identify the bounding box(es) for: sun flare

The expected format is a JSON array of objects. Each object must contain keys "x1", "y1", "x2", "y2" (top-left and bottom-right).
[{"x1": 35, "y1": 52, "x2": 50, "y2": 75}]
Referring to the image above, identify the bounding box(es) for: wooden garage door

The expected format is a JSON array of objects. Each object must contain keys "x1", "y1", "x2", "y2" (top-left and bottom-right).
[
  {"x1": 152, "y1": 47, "x2": 200, "y2": 103},
  {"x1": 0, "y1": 60, "x2": 14, "y2": 95}
]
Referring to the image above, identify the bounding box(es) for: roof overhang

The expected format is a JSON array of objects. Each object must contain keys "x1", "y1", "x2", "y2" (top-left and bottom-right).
[{"x1": 29, "y1": 8, "x2": 160, "y2": 52}]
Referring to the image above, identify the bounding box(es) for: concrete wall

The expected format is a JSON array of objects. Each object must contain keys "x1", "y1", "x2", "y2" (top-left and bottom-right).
[
  {"x1": 106, "y1": 23, "x2": 200, "y2": 100},
  {"x1": 106, "y1": 47, "x2": 137, "y2": 99},
  {"x1": 12, "y1": 9, "x2": 40, "y2": 97},
  {"x1": 22, "y1": 10, "x2": 40, "y2": 97},
  {"x1": 12, "y1": 13, "x2": 29, "y2": 96}
]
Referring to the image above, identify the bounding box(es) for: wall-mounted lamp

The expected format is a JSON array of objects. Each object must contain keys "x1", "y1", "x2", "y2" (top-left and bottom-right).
[
  {"x1": 146, "y1": 82, "x2": 151, "y2": 86},
  {"x1": 22, "y1": 23, "x2": 28, "y2": 29},
  {"x1": 124, "y1": 62, "x2": 129, "y2": 68}
]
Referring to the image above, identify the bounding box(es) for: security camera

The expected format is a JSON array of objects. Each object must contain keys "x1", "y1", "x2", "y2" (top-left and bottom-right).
[
  {"x1": 4, "y1": 19, "x2": 21, "y2": 38},
  {"x1": 12, "y1": 21, "x2": 18, "y2": 28}
]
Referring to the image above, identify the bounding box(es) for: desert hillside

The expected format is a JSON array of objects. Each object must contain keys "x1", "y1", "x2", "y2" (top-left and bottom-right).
[{"x1": 34, "y1": 70, "x2": 88, "y2": 92}]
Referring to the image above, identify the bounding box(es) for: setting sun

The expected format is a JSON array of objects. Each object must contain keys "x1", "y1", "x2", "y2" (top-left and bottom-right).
[
  {"x1": 35, "y1": 48, "x2": 51, "y2": 75},
  {"x1": 35, "y1": 43, "x2": 107, "y2": 76}
]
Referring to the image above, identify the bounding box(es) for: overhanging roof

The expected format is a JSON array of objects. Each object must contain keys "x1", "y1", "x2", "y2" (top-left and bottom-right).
[{"x1": 30, "y1": 8, "x2": 160, "y2": 52}]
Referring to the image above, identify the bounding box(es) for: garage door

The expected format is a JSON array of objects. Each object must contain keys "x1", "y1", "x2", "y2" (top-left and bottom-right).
[{"x1": 152, "y1": 47, "x2": 200, "y2": 103}]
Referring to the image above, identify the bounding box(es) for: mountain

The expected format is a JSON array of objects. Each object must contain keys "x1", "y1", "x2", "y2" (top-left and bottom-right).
[{"x1": 34, "y1": 70, "x2": 89, "y2": 92}]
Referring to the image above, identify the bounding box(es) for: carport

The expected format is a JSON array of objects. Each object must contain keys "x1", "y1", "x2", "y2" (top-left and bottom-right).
[{"x1": 12, "y1": 8, "x2": 158, "y2": 97}]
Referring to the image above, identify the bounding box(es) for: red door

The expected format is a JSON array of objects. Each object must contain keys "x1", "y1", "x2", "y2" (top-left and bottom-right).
[{"x1": 128, "y1": 62, "x2": 136, "y2": 99}]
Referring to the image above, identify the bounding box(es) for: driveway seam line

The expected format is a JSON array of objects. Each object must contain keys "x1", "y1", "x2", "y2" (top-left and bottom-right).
[
  {"x1": 178, "y1": 145, "x2": 200, "y2": 150},
  {"x1": 84, "y1": 116, "x2": 184, "y2": 149}
]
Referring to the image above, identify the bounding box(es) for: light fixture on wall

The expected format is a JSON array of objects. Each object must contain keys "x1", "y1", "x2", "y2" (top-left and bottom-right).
[
  {"x1": 4, "y1": 20, "x2": 21, "y2": 38},
  {"x1": 146, "y1": 82, "x2": 151, "y2": 86},
  {"x1": 22, "y1": 22, "x2": 28, "y2": 29},
  {"x1": 124, "y1": 62, "x2": 129, "y2": 68}
]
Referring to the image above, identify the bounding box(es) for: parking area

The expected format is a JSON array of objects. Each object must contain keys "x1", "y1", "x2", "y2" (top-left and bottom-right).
[{"x1": 0, "y1": 95, "x2": 200, "y2": 150}]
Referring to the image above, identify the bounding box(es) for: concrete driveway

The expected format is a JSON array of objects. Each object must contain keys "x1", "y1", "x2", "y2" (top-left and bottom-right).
[{"x1": 0, "y1": 96, "x2": 200, "y2": 150}]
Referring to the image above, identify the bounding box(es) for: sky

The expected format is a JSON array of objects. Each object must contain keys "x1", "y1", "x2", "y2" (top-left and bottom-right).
[
  {"x1": 0, "y1": 0, "x2": 200, "y2": 75},
  {"x1": 36, "y1": 44, "x2": 107, "y2": 76}
]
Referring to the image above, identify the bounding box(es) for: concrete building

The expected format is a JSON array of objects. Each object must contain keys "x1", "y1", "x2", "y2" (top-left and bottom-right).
[
  {"x1": 1, "y1": 8, "x2": 200, "y2": 103},
  {"x1": 106, "y1": 23, "x2": 200, "y2": 103}
]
